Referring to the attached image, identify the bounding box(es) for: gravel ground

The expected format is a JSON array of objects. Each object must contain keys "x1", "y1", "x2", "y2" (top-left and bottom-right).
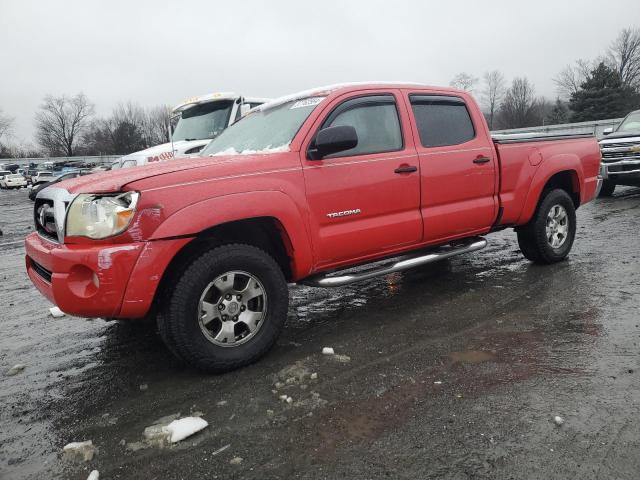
[{"x1": 1, "y1": 185, "x2": 640, "y2": 479}]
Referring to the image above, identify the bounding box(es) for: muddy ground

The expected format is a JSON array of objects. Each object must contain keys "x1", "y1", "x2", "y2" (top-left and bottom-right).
[{"x1": 1, "y1": 186, "x2": 640, "y2": 479}]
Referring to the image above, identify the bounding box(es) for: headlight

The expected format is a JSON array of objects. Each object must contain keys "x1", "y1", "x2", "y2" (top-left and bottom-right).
[{"x1": 66, "y1": 192, "x2": 140, "y2": 239}]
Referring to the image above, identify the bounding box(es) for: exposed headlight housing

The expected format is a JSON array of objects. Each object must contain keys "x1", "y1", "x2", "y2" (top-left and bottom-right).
[{"x1": 66, "y1": 191, "x2": 140, "y2": 239}]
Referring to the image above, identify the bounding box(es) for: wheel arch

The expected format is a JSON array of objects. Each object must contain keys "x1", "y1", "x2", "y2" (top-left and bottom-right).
[{"x1": 518, "y1": 165, "x2": 582, "y2": 225}]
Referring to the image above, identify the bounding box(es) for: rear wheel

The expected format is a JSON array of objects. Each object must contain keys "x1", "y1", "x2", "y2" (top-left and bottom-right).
[
  {"x1": 158, "y1": 244, "x2": 289, "y2": 372},
  {"x1": 598, "y1": 180, "x2": 616, "y2": 197},
  {"x1": 517, "y1": 189, "x2": 576, "y2": 264}
]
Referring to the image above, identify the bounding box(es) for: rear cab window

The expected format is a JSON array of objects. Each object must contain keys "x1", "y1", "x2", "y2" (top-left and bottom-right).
[{"x1": 409, "y1": 95, "x2": 475, "y2": 148}]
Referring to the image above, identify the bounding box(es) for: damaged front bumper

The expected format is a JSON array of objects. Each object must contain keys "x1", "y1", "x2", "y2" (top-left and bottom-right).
[{"x1": 24, "y1": 232, "x2": 191, "y2": 318}]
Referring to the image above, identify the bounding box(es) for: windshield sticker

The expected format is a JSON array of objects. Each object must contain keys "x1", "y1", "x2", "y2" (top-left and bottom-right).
[{"x1": 290, "y1": 97, "x2": 324, "y2": 109}]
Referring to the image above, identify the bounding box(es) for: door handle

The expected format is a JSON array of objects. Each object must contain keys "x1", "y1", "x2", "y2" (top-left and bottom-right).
[
  {"x1": 473, "y1": 156, "x2": 491, "y2": 164},
  {"x1": 394, "y1": 165, "x2": 418, "y2": 174}
]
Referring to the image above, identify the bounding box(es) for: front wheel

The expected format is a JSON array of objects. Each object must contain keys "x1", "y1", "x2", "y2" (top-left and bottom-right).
[
  {"x1": 516, "y1": 189, "x2": 577, "y2": 264},
  {"x1": 158, "y1": 244, "x2": 289, "y2": 372},
  {"x1": 598, "y1": 180, "x2": 616, "y2": 197}
]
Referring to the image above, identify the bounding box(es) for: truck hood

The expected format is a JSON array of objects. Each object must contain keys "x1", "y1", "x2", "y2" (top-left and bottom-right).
[
  {"x1": 600, "y1": 130, "x2": 640, "y2": 141},
  {"x1": 59, "y1": 155, "x2": 240, "y2": 194}
]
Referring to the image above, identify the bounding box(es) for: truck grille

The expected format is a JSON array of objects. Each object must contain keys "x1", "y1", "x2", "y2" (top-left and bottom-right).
[
  {"x1": 34, "y1": 198, "x2": 58, "y2": 242},
  {"x1": 32, "y1": 187, "x2": 76, "y2": 243},
  {"x1": 600, "y1": 142, "x2": 640, "y2": 163}
]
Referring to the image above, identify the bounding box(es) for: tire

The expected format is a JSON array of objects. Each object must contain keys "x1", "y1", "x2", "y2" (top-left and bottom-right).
[
  {"x1": 598, "y1": 180, "x2": 616, "y2": 197},
  {"x1": 516, "y1": 189, "x2": 576, "y2": 264},
  {"x1": 158, "y1": 243, "x2": 289, "y2": 372}
]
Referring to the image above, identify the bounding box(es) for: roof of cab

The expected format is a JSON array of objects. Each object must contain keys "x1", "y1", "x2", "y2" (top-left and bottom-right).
[{"x1": 257, "y1": 82, "x2": 467, "y2": 111}]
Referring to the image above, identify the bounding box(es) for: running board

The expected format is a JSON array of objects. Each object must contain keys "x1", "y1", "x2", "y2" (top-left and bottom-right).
[{"x1": 302, "y1": 237, "x2": 487, "y2": 288}]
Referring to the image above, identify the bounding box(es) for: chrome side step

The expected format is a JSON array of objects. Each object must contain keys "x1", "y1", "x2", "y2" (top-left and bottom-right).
[{"x1": 302, "y1": 237, "x2": 487, "y2": 288}]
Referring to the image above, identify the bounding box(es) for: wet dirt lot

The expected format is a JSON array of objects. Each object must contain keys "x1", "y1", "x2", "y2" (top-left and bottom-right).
[{"x1": 1, "y1": 186, "x2": 640, "y2": 479}]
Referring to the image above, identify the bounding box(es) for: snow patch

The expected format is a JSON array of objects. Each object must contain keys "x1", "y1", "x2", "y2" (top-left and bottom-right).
[
  {"x1": 87, "y1": 470, "x2": 99, "y2": 480},
  {"x1": 63, "y1": 440, "x2": 95, "y2": 461},
  {"x1": 211, "y1": 143, "x2": 291, "y2": 156},
  {"x1": 49, "y1": 306, "x2": 65, "y2": 318},
  {"x1": 6, "y1": 364, "x2": 26, "y2": 376},
  {"x1": 166, "y1": 417, "x2": 209, "y2": 443}
]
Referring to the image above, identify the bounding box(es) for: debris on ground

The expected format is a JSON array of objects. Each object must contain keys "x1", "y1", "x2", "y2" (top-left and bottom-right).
[
  {"x1": 322, "y1": 347, "x2": 335, "y2": 355},
  {"x1": 274, "y1": 381, "x2": 284, "y2": 389},
  {"x1": 49, "y1": 306, "x2": 65, "y2": 318},
  {"x1": 211, "y1": 444, "x2": 231, "y2": 457},
  {"x1": 433, "y1": 380, "x2": 443, "y2": 385},
  {"x1": 142, "y1": 415, "x2": 208, "y2": 447},
  {"x1": 87, "y1": 470, "x2": 99, "y2": 480},
  {"x1": 216, "y1": 400, "x2": 228, "y2": 406},
  {"x1": 310, "y1": 372, "x2": 318, "y2": 380},
  {"x1": 5, "y1": 364, "x2": 26, "y2": 376},
  {"x1": 554, "y1": 415, "x2": 564, "y2": 426},
  {"x1": 62, "y1": 440, "x2": 96, "y2": 461},
  {"x1": 139, "y1": 384, "x2": 148, "y2": 391},
  {"x1": 332, "y1": 354, "x2": 351, "y2": 363},
  {"x1": 230, "y1": 456, "x2": 243, "y2": 465}
]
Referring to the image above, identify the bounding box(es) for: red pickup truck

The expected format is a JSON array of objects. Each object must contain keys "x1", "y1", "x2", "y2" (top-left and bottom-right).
[{"x1": 25, "y1": 83, "x2": 601, "y2": 372}]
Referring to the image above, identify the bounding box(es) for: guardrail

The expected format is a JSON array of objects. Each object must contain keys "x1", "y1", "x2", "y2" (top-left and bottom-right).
[
  {"x1": 492, "y1": 118, "x2": 622, "y2": 139},
  {"x1": 0, "y1": 155, "x2": 121, "y2": 166}
]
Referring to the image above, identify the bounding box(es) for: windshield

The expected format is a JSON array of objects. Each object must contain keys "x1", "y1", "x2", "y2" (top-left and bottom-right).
[
  {"x1": 618, "y1": 111, "x2": 640, "y2": 132},
  {"x1": 201, "y1": 97, "x2": 325, "y2": 156},
  {"x1": 172, "y1": 100, "x2": 234, "y2": 142}
]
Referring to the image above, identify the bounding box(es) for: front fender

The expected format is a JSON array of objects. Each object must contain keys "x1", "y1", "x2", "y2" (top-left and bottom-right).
[
  {"x1": 517, "y1": 153, "x2": 583, "y2": 225},
  {"x1": 149, "y1": 190, "x2": 314, "y2": 279}
]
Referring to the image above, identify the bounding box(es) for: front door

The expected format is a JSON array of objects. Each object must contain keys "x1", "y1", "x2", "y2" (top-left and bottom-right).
[{"x1": 301, "y1": 91, "x2": 422, "y2": 268}]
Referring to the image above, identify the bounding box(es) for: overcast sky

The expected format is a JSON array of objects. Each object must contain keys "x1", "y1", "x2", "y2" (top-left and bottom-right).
[{"x1": 0, "y1": 0, "x2": 638, "y2": 143}]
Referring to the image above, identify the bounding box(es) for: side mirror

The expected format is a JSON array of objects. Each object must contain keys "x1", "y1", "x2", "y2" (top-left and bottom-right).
[
  {"x1": 240, "y1": 103, "x2": 252, "y2": 117},
  {"x1": 603, "y1": 127, "x2": 613, "y2": 135},
  {"x1": 310, "y1": 125, "x2": 358, "y2": 160}
]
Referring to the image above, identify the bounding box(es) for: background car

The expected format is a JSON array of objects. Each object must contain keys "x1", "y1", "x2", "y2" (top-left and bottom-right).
[
  {"x1": 28, "y1": 170, "x2": 88, "y2": 200},
  {"x1": 31, "y1": 171, "x2": 58, "y2": 186},
  {"x1": 0, "y1": 173, "x2": 28, "y2": 189},
  {"x1": 0, "y1": 170, "x2": 13, "y2": 186}
]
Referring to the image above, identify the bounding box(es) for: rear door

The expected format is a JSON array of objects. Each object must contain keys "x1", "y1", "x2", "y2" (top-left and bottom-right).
[
  {"x1": 407, "y1": 93, "x2": 498, "y2": 243},
  {"x1": 301, "y1": 91, "x2": 422, "y2": 268}
]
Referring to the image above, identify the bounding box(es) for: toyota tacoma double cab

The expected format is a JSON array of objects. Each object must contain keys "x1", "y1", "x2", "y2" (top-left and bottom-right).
[
  {"x1": 25, "y1": 83, "x2": 601, "y2": 372},
  {"x1": 598, "y1": 109, "x2": 640, "y2": 196}
]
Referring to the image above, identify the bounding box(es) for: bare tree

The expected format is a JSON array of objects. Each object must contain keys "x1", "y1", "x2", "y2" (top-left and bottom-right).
[
  {"x1": 553, "y1": 59, "x2": 592, "y2": 99},
  {"x1": 480, "y1": 70, "x2": 506, "y2": 129},
  {"x1": 608, "y1": 27, "x2": 640, "y2": 89},
  {"x1": 496, "y1": 77, "x2": 539, "y2": 129},
  {"x1": 35, "y1": 93, "x2": 95, "y2": 156},
  {"x1": 449, "y1": 72, "x2": 478, "y2": 92},
  {"x1": 0, "y1": 108, "x2": 14, "y2": 144},
  {"x1": 143, "y1": 105, "x2": 172, "y2": 146}
]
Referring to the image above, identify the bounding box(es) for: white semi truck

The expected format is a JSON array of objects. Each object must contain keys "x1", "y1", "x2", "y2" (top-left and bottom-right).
[{"x1": 113, "y1": 92, "x2": 270, "y2": 169}]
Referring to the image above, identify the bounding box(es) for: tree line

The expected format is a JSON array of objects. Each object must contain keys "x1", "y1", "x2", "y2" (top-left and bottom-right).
[
  {"x1": 450, "y1": 26, "x2": 640, "y2": 130},
  {"x1": 1, "y1": 96, "x2": 172, "y2": 158},
  {"x1": 1, "y1": 26, "x2": 639, "y2": 158}
]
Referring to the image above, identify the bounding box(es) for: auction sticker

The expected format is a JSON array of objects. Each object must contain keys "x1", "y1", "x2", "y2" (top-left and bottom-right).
[{"x1": 290, "y1": 97, "x2": 324, "y2": 109}]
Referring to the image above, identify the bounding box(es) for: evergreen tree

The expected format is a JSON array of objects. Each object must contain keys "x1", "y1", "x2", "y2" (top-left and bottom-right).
[
  {"x1": 546, "y1": 98, "x2": 570, "y2": 125},
  {"x1": 569, "y1": 62, "x2": 640, "y2": 121}
]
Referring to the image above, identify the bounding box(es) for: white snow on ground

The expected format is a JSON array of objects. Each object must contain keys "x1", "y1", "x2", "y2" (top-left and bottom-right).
[
  {"x1": 322, "y1": 347, "x2": 335, "y2": 355},
  {"x1": 5, "y1": 364, "x2": 26, "y2": 376},
  {"x1": 87, "y1": 470, "x2": 99, "y2": 480},
  {"x1": 211, "y1": 144, "x2": 290, "y2": 156},
  {"x1": 49, "y1": 306, "x2": 65, "y2": 318},
  {"x1": 165, "y1": 417, "x2": 209, "y2": 443},
  {"x1": 62, "y1": 440, "x2": 95, "y2": 461}
]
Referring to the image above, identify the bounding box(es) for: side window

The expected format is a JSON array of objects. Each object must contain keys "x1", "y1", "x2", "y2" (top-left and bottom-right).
[
  {"x1": 410, "y1": 95, "x2": 475, "y2": 148},
  {"x1": 320, "y1": 95, "x2": 403, "y2": 157}
]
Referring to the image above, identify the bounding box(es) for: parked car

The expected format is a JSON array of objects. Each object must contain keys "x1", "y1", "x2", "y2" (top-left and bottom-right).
[
  {"x1": 28, "y1": 171, "x2": 86, "y2": 200},
  {"x1": 113, "y1": 92, "x2": 270, "y2": 169},
  {"x1": 598, "y1": 109, "x2": 640, "y2": 196},
  {"x1": 25, "y1": 83, "x2": 601, "y2": 372},
  {"x1": 0, "y1": 173, "x2": 28, "y2": 189},
  {"x1": 31, "y1": 171, "x2": 57, "y2": 185},
  {"x1": 0, "y1": 170, "x2": 12, "y2": 183}
]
